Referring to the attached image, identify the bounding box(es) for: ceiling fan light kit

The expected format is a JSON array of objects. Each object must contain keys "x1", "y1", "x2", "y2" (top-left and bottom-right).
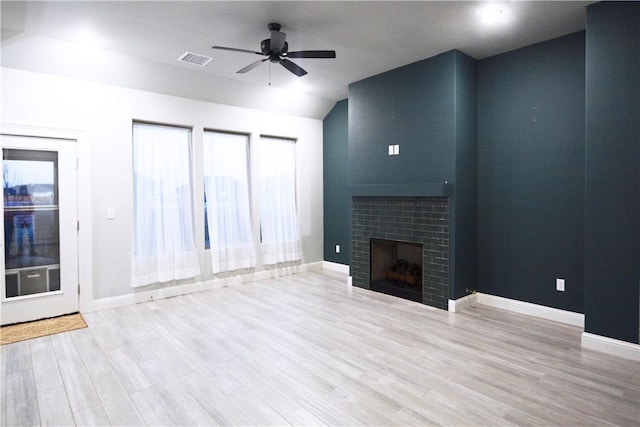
[{"x1": 212, "y1": 22, "x2": 336, "y2": 78}]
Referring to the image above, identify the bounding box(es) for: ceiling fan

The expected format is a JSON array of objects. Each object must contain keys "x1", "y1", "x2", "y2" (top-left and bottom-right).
[{"x1": 212, "y1": 23, "x2": 336, "y2": 77}]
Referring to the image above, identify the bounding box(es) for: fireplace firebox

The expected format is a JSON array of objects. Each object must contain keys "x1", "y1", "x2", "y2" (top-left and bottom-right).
[{"x1": 370, "y1": 239, "x2": 423, "y2": 303}]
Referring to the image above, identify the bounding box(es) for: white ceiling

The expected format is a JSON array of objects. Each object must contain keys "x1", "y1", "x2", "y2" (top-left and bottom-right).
[{"x1": 1, "y1": 1, "x2": 592, "y2": 120}]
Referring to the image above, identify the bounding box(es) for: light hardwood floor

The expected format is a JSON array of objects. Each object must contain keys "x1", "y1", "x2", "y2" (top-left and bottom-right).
[{"x1": 1, "y1": 269, "x2": 639, "y2": 426}]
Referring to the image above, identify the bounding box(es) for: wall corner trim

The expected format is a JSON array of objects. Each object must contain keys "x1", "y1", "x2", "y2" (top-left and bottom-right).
[
  {"x1": 448, "y1": 293, "x2": 477, "y2": 312},
  {"x1": 322, "y1": 261, "x2": 350, "y2": 275},
  {"x1": 476, "y1": 293, "x2": 585, "y2": 328},
  {"x1": 581, "y1": 332, "x2": 640, "y2": 361}
]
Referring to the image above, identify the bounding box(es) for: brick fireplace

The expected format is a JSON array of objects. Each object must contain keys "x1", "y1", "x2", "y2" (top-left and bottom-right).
[{"x1": 351, "y1": 196, "x2": 450, "y2": 310}]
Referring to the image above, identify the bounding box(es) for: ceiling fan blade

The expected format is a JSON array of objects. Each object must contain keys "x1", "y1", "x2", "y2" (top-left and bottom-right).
[
  {"x1": 270, "y1": 30, "x2": 286, "y2": 54},
  {"x1": 280, "y1": 59, "x2": 308, "y2": 77},
  {"x1": 212, "y1": 45, "x2": 263, "y2": 55},
  {"x1": 237, "y1": 58, "x2": 268, "y2": 73},
  {"x1": 286, "y1": 50, "x2": 336, "y2": 59}
]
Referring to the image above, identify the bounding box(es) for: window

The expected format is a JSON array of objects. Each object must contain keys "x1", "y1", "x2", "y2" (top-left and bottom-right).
[
  {"x1": 132, "y1": 123, "x2": 200, "y2": 287},
  {"x1": 203, "y1": 131, "x2": 255, "y2": 273},
  {"x1": 259, "y1": 136, "x2": 301, "y2": 264}
]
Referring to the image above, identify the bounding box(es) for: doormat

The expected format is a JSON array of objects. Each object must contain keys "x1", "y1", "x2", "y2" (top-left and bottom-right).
[{"x1": 0, "y1": 313, "x2": 87, "y2": 345}]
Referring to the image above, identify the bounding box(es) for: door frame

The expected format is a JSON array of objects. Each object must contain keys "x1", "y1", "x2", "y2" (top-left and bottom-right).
[{"x1": 1, "y1": 124, "x2": 93, "y2": 315}]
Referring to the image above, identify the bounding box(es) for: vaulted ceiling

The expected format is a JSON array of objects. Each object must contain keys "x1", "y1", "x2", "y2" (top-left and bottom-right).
[{"x1": 1, "y1": 1, "x2": 592, "y2": 119}]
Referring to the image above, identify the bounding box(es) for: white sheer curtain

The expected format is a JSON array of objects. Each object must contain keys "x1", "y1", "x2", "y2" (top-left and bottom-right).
[
  {"x1": 132, "y1": 123, "x2": 200, "y2": 287},
  {"x1": 203, "y1": 131, "x2": 255, "y2": 273},
  {"x1": 259, "y1": 136, "x2": 301, "y2": 264}
]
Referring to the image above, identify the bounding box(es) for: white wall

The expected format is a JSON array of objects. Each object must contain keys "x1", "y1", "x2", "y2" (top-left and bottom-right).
[{"x1": 1, "y1": 67, "x2": 324, "y2": 302}]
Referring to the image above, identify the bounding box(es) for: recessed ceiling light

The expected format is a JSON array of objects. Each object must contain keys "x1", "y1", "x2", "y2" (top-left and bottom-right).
[
  {"x1": 73, "y1": 27, "x2": 97, "y2": 47},
  {"x1": 70, "y1": 26, "x2": 99, "y2": 62},
  {"x1": 289, "y1": 80, "x2": 309, "y2": 94},
  {"x1": 478, "y1": 4, "x2": 511, "y2": 26}
]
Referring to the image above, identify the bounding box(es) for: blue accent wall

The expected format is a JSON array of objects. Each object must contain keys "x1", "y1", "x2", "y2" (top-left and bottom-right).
[
  {"x1": 452, "y1": 52, "x2": 478, "y2": 298},
  {"x1": 322, "y1": 2, "x2": 638, "y2": 344},
  {"x1": 585, "y1": 2, "x2": 640, "y2": 344},
  {"x1": 477, "y1": 31, "x2": 586, "y2": 314},
  {"x1": 347, "y1": 50, "x2": 477, "y2": 300},
  {"x1": 323, "y1": 100, "x2": 350, "y2": 265},
  {"x1": 348, "y1": 51, "x2": 455, "y2": 186}
]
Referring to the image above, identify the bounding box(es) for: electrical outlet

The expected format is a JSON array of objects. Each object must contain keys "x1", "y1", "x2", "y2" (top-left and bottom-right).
[
  {"x1": 335, "y1": 244, "x2": 340, "y2": 253},
  {"x1": 556, "y1": 278, "x2": 565, "y2": 292}
]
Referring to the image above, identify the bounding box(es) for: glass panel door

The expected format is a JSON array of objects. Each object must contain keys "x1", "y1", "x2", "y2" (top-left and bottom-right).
[
  {"x1": 1, "y1": 135, "x2": 78, "y2": 325},
  {"x1": 4, "y1": 149, "x2": 61, "y2": 297}
]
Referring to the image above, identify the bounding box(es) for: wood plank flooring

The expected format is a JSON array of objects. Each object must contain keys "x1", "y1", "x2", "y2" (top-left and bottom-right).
[{"x1": 2, "y1": 269, "x2": 639, "y2": 426}]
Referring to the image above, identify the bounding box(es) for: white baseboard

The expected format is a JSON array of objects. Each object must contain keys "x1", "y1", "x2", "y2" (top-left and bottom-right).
[
  {"x1": 91, "y1": 261, "x2": 324, "y2": 312},
  {"x1": 90, "y1": 262, "x2": 639, "y2": 361},
  {"x1": 91, "y1": 279, "x2": 224, "y2": 312},
  {"x1": 323, "y1": 268, "x2": 637, "y2": 361},
  {"x1": 448, "y1": 293, "x2": 638, "y2": 361},
  {"x1": 476, "y1": 293, "x2": 585, "y2": 328},
  {"x1": 448, "y1": 293, "x2": 478, "y2": 312},
  {"x1": 333, "y1": 270, "x2": 583, "y2": 328},
  {"x1": 322, "y1": 261, "x2": 349, "y2": 274},
  {"x1": 581, "y1": 332, "x2": 640, "y2": 361}
]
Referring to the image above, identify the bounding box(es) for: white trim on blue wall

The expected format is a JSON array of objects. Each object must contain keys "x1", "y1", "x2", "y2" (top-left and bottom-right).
[
  {"x1": 475, "y1": 292, "x2": 585, "y2": 328},
  {"x1": 448, "y1": 293, "x2": 477, "y2": 312},
  {"x1": 448, "y1": 291, "x2": 640, "y2": 360},
  {"x1": 582, "y1": 332, "x2": 640, "y2": 361}
]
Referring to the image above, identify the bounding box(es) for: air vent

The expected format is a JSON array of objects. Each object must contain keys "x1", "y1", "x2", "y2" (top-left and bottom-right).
[{"x1": 178, "y1": 52, "x2": 212, "y2": 67}]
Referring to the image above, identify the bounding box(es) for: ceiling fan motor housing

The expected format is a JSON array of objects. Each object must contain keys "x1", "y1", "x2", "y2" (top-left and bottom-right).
[{"x1": 261, "y1": 39, "x2": 289, "y2": 60}]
